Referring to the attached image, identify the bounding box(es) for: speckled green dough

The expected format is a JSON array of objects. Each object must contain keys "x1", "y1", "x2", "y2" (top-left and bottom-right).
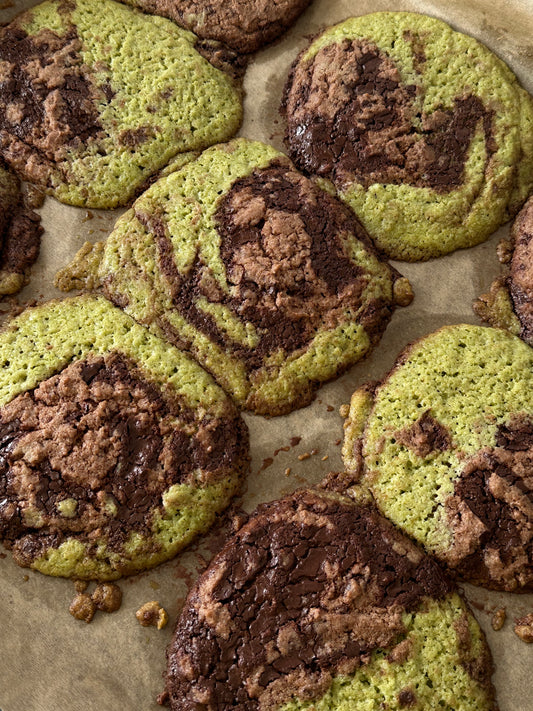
[
  {"x1": 56, "y1": 139, "x2": 409, "y2": 415},
  {"x1": 281, "y1": 594, "x2": 492, "y2": 711},
  {"x1": 288, "y1": 12, "x2": 530, "y2": 260},
  {"x1": 343, "y1": 325, "x2": 533, "y2": 561},
  {"x1": 1, "y1": 0, "x2": 242, "y2": 208},
  {"x1": 0, "y1": 295, "x2": 248, "y2": 579}
]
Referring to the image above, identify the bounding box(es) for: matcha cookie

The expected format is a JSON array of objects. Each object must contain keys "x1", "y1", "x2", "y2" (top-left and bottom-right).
[
  {"x1": 0, "y1": 295, "x2": 249, "y2": 580},
  {"x1": 160, "y1": 488, "x2": 496, "y2": 711},
  {"x1": 474, "y1": 195, "x2": 533, "y2": 342},
  {"x1": 55, "y1": 139, "x2": 413, "y2": 416},
  {"x1": 282, "y1": 12, "x2": 533, "y2": 260},
  {"x1": 0, "y1": 0, "x2": 242, "y2": 208},
  {"x1": 118, "y1": 0, "x2": 312, "y2": 54},
  {"x1": 0, "y1": 163, "x2": 42, "y2": 296},
  {"x1": 342, "y1": 324, "x2": 533, "y2": 592}
]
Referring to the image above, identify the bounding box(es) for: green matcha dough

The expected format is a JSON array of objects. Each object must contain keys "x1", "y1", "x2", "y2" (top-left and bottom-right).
[
  {"x1": 342, "y1": 324, "x2": 533, "y2": 592},
  {"x1": 161, "y1": 488, "x2": 497, "y2": 711},
  {"x1": 0, "y1": 295, "x2": 249, "y2": 580},
  {"x1": 0, "y1": 0, "x2": 243, "y2": 208},
  {"x1": 55, "y1": 138, "x2": 413, "y2": 416},
  {"x1": 283, "y1": 12, "x2": 533, "y2": 261}
]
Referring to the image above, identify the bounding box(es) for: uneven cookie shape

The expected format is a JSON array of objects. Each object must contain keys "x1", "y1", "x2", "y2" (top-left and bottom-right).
[
  {"x1": 474, "y1": 196, "x2": 533, "y2": 343},
  {"x1": 282, "y1": 12, "x2": 533, "y2": 260},
  {"x1": 0, "y1": 0, "x2": 242, "y2": 208},
  {"x1": 0, "y1": 295, "x2": 249, "y2": 580},
  {"x1": 118, "y1": 0, "x2": 312, "y2": 54},
  {"x1": 0, "y1": 162, "x2": 42, "y2": 296},
  {"x1": 342, "y1": 324, "x2": 533, "y2": 592},
  {"x1": 55, "y1": 139, "x2": 412, "y2": 415},
  {"x1": 160, "y1": 488, "x2": 496, "y2": 710}
]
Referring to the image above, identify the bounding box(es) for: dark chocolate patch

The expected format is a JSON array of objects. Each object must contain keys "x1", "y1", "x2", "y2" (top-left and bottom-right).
[
  {"x1": 396, "y1": 410, "x2": 452, "y2": 458},
  {"x1": 284, "y1": 39, "x2": 495, "y2": 192},
  {"x1": 164, "y1": 490, "x2": 454, "y2": 709}
]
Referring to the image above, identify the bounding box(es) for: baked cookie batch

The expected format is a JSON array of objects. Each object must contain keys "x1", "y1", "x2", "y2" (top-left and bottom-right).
[{"x1": 0, "y1": 2, "x2": 532, "y2": 710}]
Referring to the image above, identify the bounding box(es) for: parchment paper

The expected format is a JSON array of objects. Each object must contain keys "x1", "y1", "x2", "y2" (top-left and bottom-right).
[{"x1": 0, "y1": 1, "x2": 532, "y2": 709}]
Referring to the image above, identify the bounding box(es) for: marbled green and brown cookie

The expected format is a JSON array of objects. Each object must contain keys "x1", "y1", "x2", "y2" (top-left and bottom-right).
[
  {"x1": 0, "y1": 295, "x2": 249, "y2": 580},
  {"x1": 282, "y1": 12, "x2": 533, "y2": 260},
  {"x1": 0, "y1": 162, "x2": 42, "y2": 296},
  {"x1": 342, "y1": 324, "x2": 533, "y2": 592},
  {"x1": 118, "y1": 0, "x2": 313, "y2": 54},
  {"x1": 160, "y1": 488, "x2": 496, "y2": 711},
  {"x1": 474, "y1": 195, "x2": 533, "y2": 342},
  {"x1": 0, "y1": 0, "x2": 243, "y2": 208},
  {"x1": 55, "y1": 139, "x2": 413, "y2": 416}
]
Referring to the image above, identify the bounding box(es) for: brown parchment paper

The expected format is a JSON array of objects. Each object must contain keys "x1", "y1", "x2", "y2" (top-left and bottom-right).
[{"x1": 1, "y1": 0, "x2": 533, "y2": 709}]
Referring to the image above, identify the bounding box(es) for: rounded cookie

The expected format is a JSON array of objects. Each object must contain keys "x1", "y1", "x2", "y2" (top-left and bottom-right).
[
  {"x1": 474, "y1": 195, "x2": 533, "y2": 343},
  {"x1": 0, "y1": 295, "x2": 249, "y2": 580},
  {"x1": 0, "y1": 162, "x2": 42, "y2": 296},
  {"x1": 0, "y1": 0, "x2": 242, "y2": 208},
  {"x1": 342, "y1": 324, "x2": 533, "y2": 592},
  {"x1": 282, "y1": 12, "x2": 529, "y2": 261},
  {"x1": 55, "y1": 139, "x2": 413, "y2": 416},
  {"x1": 161, "y1": 488, "x2": 496, "y2": 711},
  {"x1": 118, "y1": 0, "x2": 313, "y2": 54}
]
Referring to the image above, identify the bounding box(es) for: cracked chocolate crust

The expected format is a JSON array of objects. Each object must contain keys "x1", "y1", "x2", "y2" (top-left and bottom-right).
[
  {"x1": 0, "y1": 164, "x2": 42, "y2": 295},
  {"x1": 283, "y1": 38, "x2": 495, "y2": 193},
  {"x1": 119, "y1": 0, "x2": 313, "y2": 54},
  {"x1": 0, "y1": 351, "x2": 248, "y2": 571},
  {"x1": 161, "y1": 489, "x2": 480, "y2": 710}
]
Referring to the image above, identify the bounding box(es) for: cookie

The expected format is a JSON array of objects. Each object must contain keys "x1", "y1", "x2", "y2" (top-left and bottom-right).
[
  {"x1": 118, "y1": 0, "x2": 312, "y2": 54},
  {"x1": 0, "y1": 163, "x2": 42, "y2": 296},
  {"x1": 342, "y1": 324, "x2": 533, "y2": 592},
  {"x1": 474, "y1": 195, "x2": 533, "y2": 342},
  {"x1": 0, "y1": 0, "x2": 243, "y2": 209},
  {"x1": 0, "y1": 295, "x2": 249, "y2": 580},
  {"x1": 55, "y1": 139, "x2": 413, "y2": 416},
  {"x1": 282, "y1": 12, "x2": 532, "y2": 261},
  {"x1": 160, "y1": 488, "x2": 496, "y2": 710}
]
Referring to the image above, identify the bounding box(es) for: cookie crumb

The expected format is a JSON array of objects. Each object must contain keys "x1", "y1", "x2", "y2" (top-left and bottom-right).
[
  {"x1": 74, "y1": 579, "x2": 89, "y2": 593},
  {"x1": 321, "y1": 455, "x2": 329, "y2": 461},
  {"x1": 491, "y1": 607, "x2": 506, "y2": 631},
  {"x1": 298, "y1": 452, "x2": 311, "y2": 461},
  {"x1": 136, "y1": 601, "x2": 168, "y2": 629},
  {"x1": 514, "y1": 613, "x2": 533, "y2": 643},
  {"x1": 393, "y1": 277, "x2": 414, "y2": 307},
  {"x1": 339, "y1": 403, "x2": 350, "y2": 418},
  {"x1": 92, "y1": 583, "x2": 122, "y2": 613},
  {"x1": 69, "y1": 592, "x2": 96, "y2": 623},
  {"x1": 285, "y1": 467, "x2": 291, "y2": 476}
]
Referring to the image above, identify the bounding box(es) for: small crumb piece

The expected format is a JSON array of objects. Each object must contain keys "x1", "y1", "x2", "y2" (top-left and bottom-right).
[
  {"x1": 334, "y1": 439, "x2": 342, "y2": 446},
  {"x1": 491, "y1": 607, "x2": 506, "y2": 631},
  {"x1": 74, "y1": 579, "x2": 89, "y2": 593},
  {"x1": 321, "y1": 455, "x2": 329, "y2": 461},
  {"x1": 136, "y1": 601, "x2": 168, "y2": 629},
  {"x1": 298, "y1": 452, "x2": 311, "y2": 461},
  {"x1": 514, "y1": 613, "x2": 533, "y2": 643},
  {"x1": 393, "y1": 277, "x2": 414, "y2": 307},
  {"x1": 285, "y1": 467, "x2": 291, "y2": 476},
  {"x1": 70, "y1": 592, "x2": 96, "y2": 623},
  {"x1": 22, "y1": 574, "x2": 29, "y2": 581},
  {"x1": 326, "y1": 405, "x2": 335, "y2": 412},
  {"x1": 310, "y1": 448, "x2": 319, "y2": 456},
  {"x1": 92, "y1": 583, "x2": 122, "y2": 613},
  {"x1": 496, "y1": 238, "x2": 513, "y2": 264}
]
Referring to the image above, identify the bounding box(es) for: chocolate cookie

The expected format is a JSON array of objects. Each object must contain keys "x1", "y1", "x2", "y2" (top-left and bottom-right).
[
  {"x1": 282, "y1": 12, "x2": 533, "y2": 261},
  {"x1": 0, "y1": 295, "x2": 249, "y2": 580},
  {"x1": 0, "y1": 0, "x2": 242, "y2": 208},
  {"x1": 118, "y1": 0, "x2": 312, "y2": 54},
  {"x1": 160, "y1": 488, "x2": 496, "y2": 710},
  {"x1": 474, "y1": 195, "x2": 533, "y2": 342},
  {"x1": 0, "y1": 162, "x2": 42, "y2": 296},
  {"x1": 342, "y1": 324, "x2": 533, "y2": 592},
  {"x1": 55, "y1": 139, "x2": 413, "y2": 416}
]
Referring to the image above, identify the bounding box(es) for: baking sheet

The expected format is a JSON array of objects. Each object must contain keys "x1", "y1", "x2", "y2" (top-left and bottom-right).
[{"x1": 1, "y1": 0, "x2": 533, "y2": 709}]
